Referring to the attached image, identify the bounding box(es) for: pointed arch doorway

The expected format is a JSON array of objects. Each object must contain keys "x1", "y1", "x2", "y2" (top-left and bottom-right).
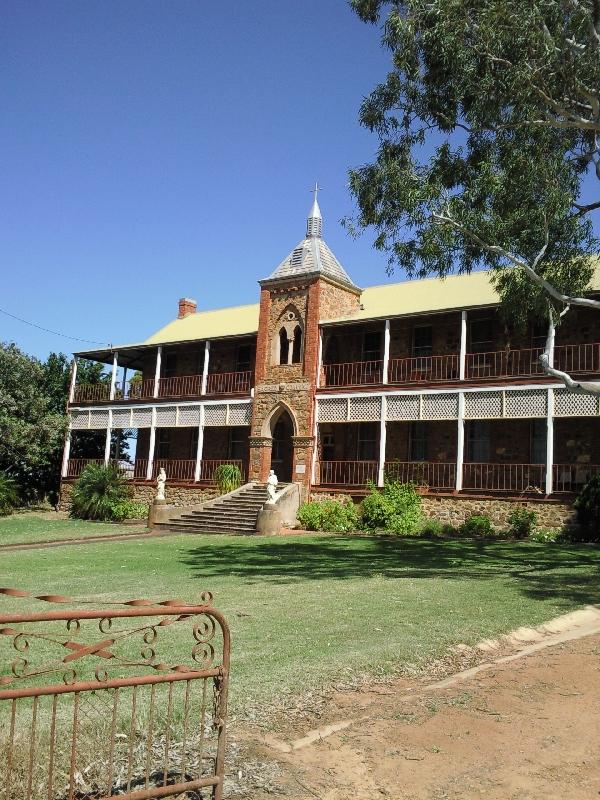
[{"x1": 270, "y1": 408, "x2": 294, "y2": 482}]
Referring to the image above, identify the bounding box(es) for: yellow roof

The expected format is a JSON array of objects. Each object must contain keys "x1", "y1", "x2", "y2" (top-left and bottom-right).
[{"x1": 141, "y1": 266, "x2": 600, "y2": 345}]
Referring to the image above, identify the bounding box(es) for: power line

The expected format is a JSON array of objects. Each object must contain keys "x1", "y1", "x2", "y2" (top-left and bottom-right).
[{"x1": 0, "y1": 306, "x2": 110, "y2": 347}]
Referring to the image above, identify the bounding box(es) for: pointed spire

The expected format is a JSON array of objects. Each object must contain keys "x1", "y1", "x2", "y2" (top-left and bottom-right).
[{"x1": 306, "y1": 182, "x2": 322, "y2": 238}]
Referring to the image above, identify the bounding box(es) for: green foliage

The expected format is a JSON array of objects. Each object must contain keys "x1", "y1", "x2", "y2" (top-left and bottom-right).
[
  {"x1": 420, "y1": 519, "x2": 457, "y2": 538},
  {"x1": 507, "y1": 508, "x2": 538, "y2": 539},
  {"x1": 348, "y1": 1, "x2": 598, "y2": 328},
  {"x1": 0, "y1": 473, "x2": 19, "y2": 516},
  {"x1": 529, "y1": 527, "x2": 561, "y2": 543},
  {"x1": 573, "y1": 473, "x2": 600, "y2": 541},
  {"x1": 214, "y1": 464, "x2": 243, "y2": 494},
  {"x1": 108, "y1": 500, "x2": 149, "y2": 521},
  {"x1": 70, "y1": 464, "x2": 132, "y2": 521},
  {"x1": 297, "y1": 498, "x2": 359, "y2": 532},
  {"x1": 360, "y1": 481, "x2": 423, "y2": 534},
  {"x1": 459, "y1": 515, "x2": 495, "y2": 538}
]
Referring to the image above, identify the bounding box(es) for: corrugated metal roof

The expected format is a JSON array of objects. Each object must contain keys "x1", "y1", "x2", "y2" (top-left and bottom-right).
[{"x1": 143, "y1": 302, "x2": 260, "y2": 344}]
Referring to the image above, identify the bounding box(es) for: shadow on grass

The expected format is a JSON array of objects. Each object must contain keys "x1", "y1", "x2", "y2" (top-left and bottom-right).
[{"x1": 180, "y1": 535, "x2": 600, "y2": 605}]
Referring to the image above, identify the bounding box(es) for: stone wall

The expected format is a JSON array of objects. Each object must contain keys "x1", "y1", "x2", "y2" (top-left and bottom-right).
[{"x1": 59, "y1": 480, "x2": 219, "y2": 512}]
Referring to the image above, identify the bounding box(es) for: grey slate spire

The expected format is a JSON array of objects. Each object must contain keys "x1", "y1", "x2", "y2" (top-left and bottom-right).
[{"x1": 263, "y1": 186, "x2": 359, "y2": 290}]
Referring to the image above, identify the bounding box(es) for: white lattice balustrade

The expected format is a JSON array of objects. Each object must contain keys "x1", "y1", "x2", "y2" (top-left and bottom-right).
[
  {"x1": 504, "y1": 389, "x2": 547, "y2": 418},
  {"x1": 422, "y1": 393, "x2": 459, "y2": 420},
  {"x1": 386, "y1": 395, "x2": 420, "y2": 421},
  {"x1": 204, "y1": 404, "x2": 228, "y2": 426},
  {"x1": 554, "y1": 388, "x2": 599, "y2": 416},
  {"x1": 318, "y1": 397, "x2": 348, "y2": 423},
  {"x1": 349, "y1": 396, "x2": 382, "y2": 421},
  {"x1": 228, "y1": 403, "x2": 252, "y2": 425},
  {"x1": 464, "y1": 391, "x2": 503, "y2": 419}
]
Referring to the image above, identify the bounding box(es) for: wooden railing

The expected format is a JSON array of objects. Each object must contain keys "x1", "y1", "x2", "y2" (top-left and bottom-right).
[
  {"x1": 552, "y1": 463, "x2": 600, "y2": 492},
  {"x1": 116, "y1": 379, "x2": 155, "y2": 400},
  {"x1": 321, "y1": 360, "x2": 383, "y2": 388},
  {"x1": 554, "y1": 342, "x2": 600, "y2": 375},
  {"x1": 462, "y1": 462, "x2": 546, "y2": 493},
  {"x1": 384, "y1": 461, "x2": 457, "y2": 489},
  {"x1": 204, "y1": 370, "x2": 253, "y2": 395},
  {"x1": 72, "y1": 384, "x2": 111, "y2": 403},
  {"x1": 64, "y1": 458, "x2": 107, "y2": 477},
  {"x1": 466, "y1": 348, "x2": 544, "y2": 380},
  {"x1": 157, "y1": 375, "x2": 202, "y2": 398},
  {"x1": 316, "y1": 460, "x2": 379, "y2": 486},
  {"x1": 66, "y1": 458, "x2": 246, "y2": 483},
  {"x1": 388, "y1": 355, "x2": 460, "y2": 384}
]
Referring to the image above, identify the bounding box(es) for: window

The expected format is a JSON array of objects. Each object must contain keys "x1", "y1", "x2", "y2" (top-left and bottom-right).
[
  {"x1": 412, "y1": 326, "x2": 433, "y2": 357},
  {"x1": 357, "y1": 422, "x2": 378, "y2": 460},
  {"x1": 228, "y1": 427, "x2": 247, "y2": 460},
  {"x1": 272, "y1": 419, "x2": 286, "y2": 461},
  {"x1": 325, "y1": 335, "x2": 340, "y2": 365},
  {"x1": 321, "y1": 431, "x2": 335, "y2": 461},
  {"x1": 157, "y1": 430, "x2": 171, "y2": 459},
  {"x1": 163, "y1": 353, "x2": 178, "y2": 379},
  {"x1": 469, "y1": 319, "x2": 494, "y2": 354},
  {"x1": 279, "y1": 328, "x2": 289, "y2": 365},
  {"x1": 292, "y1": 325, "x2": 302, "y2": 363},
  {"x1": 409, "y1": 422, "x2": 428, "y2": 462},
  {"x1": 363, "y1": 331, "x2": 381, "y2": 362},
  {"x1": 190, "y1": 428, "x2": 199, "y2": 459},
  {"x1": 236, "y1": 344, "x2": 253, "y2": 372},
  {"x1": 531, "y1": 419, "x2": 546, "y2": 464},
  {"x1": 466, "y1": 421, "x2": 490, "y2": 462}
]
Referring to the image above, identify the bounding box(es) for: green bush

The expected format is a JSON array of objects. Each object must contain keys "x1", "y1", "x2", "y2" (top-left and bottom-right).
[
  {"x1": 529, "y1": 527, "x2": 561, "y2": 543},
  {"x1": 108, "y1": 500, "x2": 149, "y2": 521},
  {"x1": 360, "y1": 481, "x2": 423, "y2": 535},
  {"x1": 0, "y1": 473, "x2": 19, "y2": 516},
  {"x1": 459, "y1": 514, "x2": 495, "y2": 538},
  {"x1": 70, "y1": 464, "x2": 132, "y2": 521},
  {"x1": 297, "y1": 498, "x2": 359, "y2": 532},
  {"x1": 420, "y1": 519, "x2": 458, "y2": 538},
  {"x1": 507, "y1": 507, "x2": 537, "y2": 539},
  {"x1": 574, "y1": 473, "x2": 600, "y2": 541},
  {"x1": 214, "y1": 464, "x2": 243, "y2": 494}
]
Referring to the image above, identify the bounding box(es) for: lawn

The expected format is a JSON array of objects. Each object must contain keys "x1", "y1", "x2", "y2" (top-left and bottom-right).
[
  {"x1": 0, "y1": 511, "x2": 147, "y2": 545},
  {"x1": 0, "y1": 532, "x2": 598, "y2": 714}
]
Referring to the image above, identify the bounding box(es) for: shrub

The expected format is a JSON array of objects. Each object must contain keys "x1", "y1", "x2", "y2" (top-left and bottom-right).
[
  {"x1": 459, "y1": 514, "x2": 495, "y2": 538},
  {"x1": 420, "y1": 519, "x2": 457, "y2": 538},
  {"x1": 529, "y1": 527, "x2": 561, "y2": 543},
  {"x1": 214, "y1": 464, "x2": 243, "y2": 494},
  {"x1": 297, "y1": 498, "x2": 359, "y2": 532},
  {"x1": 0, "y1": 473, "x2": 19, "y2": 516},
  {"x1": 507, "y1": 507, "x2": 537, "y2": 539},
  {"x1": 574, "y1": 473, "x2": 600, "y2": 541},
  {"x1": 108, "y1": 500, "x2": 149, "y2": 521},
  {"x1": 360, "y1": 481, "x2": 423, "y2": 535},
  {"x1": 70, "y1": 464, "x2": 131, "y2": 521}
]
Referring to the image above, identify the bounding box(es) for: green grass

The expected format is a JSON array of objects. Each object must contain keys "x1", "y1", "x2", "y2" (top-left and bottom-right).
[
  {"x1": 0, "y1": 533, "x2": 598, "y2": 714},
  {"x1": 0, "y1": 511, "x2": 147, "y2": 545}
]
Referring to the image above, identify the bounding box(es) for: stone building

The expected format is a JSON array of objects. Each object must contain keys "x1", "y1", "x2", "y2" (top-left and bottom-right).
[{"x1": 60, "y1": 192, "x2": 600, "y2": 524}]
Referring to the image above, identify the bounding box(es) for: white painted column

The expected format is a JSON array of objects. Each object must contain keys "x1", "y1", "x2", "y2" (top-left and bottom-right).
[
  {"x1": 382, "y1": 320, "x2": 390, "y2": 384},
  {"x1": 68, "y1": 357, "x2": 78, "y2": 404},
  {"x1": 146, "y1": 407, "x2": 157, "y2": 480},
  {"x1": 201, "y1": 341, "x2": 210, "y2": 395},
  {"x1": 316, "y1": 328, "x2": 323, "y2": 388},
  {"x1": 377, "y1": 395, "x2": 388, "y2": 487},
  {"x1": 311, "y1": 401, "x2": 319, "y2": 484},
  {"x1": 153, "y1": 346, "x2": 162, "y2": 399},
  {"x1": 456, "y1": 391, "x2": 465, "y2": 491},
  {"x1": 122, "y1": 366, "x2": 128, "y2": 398},
  {"x1": 109, "y1": 352, "x2": 119, "y2": 401},
  {"x1": 194, "y1": 406, "x2": 205, "y2": 482},
  {"x1": 61, "y1": 427, "x2": 71, "y2": 477},
  {"x1": 459, "y1": 311, "x2": 468, "y2": 381},
  {"x1": 104, "y1": 410, "x2": 112, "y2": 465},
  {"x1": 545, "y1": 388, "x2": 554, "y2": 495}
]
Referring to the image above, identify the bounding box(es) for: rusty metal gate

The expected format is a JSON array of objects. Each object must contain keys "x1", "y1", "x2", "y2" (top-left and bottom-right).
[{"x1": 0, "y1": 588, "x2": 230, "y2": 800}]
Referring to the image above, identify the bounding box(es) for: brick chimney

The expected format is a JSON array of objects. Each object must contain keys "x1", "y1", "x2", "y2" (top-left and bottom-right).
[{"x1": 178, "y1": 298, "x2": 197, "y2": 318}]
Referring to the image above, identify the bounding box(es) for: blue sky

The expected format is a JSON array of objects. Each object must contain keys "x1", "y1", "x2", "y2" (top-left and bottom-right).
[{"x1": 1, "y1": 1, "x2": 393, "y2": 359}]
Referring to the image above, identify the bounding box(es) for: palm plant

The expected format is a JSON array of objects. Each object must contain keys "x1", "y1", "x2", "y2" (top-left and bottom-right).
[
  {"x1": 0, "y1": 473, "x2": 19, "y2": 516},
  {"x1": 70, "y1": 463, "x2": 131, "y2": 520},
  {"x1": 214, "y1": 464, "x2": 242, "y2": 495}
]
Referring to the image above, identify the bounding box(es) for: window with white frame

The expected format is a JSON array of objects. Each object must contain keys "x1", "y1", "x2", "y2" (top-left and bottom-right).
[
  {"x1": 409, "y1": 421, "x2": 428, "y2": 461},
  {"x1": 530, "y1": 419, "x2": 546, "y2": 464},
  {"x1": 157, "y1": 429, "x2": 171, "y2": 459},
  {"x1": 362, "y1": 331, "x2": 382, "y2": 362},
  {"x1": 228, "y1": 427, "x2": 247, "y2": 461},
  {"x1": 466, "y1": 420, "x2": 490, "y2": 462},
  {"x1": 357, "y1": 422, "x2": 378, "y2": 460}
]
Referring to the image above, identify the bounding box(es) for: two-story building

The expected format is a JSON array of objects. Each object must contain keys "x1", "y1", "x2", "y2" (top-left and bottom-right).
[{"x1": 60, "y1": 193, "x2": 600, "y2": 525}]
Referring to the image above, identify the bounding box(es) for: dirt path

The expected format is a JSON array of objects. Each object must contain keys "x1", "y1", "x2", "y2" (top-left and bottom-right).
[{"x1": 234, "y1": 627, "x2": 600, "y2": 799}]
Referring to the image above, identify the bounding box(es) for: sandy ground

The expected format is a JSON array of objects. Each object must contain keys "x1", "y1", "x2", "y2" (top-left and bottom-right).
[{"x1": 230, "y1": 624, "x2": 600, "y2": 799}]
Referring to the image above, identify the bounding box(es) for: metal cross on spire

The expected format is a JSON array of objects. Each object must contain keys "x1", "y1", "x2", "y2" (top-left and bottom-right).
[{"x1": 306, "y1": 181, "x2": 323, "y2": 238}]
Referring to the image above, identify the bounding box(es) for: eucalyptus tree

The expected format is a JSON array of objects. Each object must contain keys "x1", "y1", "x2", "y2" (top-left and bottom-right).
[{"x1": 349, "y1": 0, "x2": 600, "y2": 391}]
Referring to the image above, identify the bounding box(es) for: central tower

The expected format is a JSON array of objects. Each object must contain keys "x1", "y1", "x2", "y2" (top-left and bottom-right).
[{"x1": 248, "y1": 189, "x2": 362, "y2": 494}]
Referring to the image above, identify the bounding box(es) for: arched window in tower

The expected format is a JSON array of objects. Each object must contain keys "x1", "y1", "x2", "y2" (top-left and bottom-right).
[
  {"x1": 279, "y1": 327, "x2": 289, "y2": 365},
  {"x1": 292, "y1": 325, "x2": 302, "y2": 364}
]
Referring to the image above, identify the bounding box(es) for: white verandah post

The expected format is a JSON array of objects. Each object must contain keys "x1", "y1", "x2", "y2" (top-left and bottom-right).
[
  {"x1": 456, "y1": 391, "x2": 465, "y2": 491},
  {"x1": 316, "y1": 328, "x2": 323, "y2": 388},
  {"x1": 147, "y1": 407, "x2": 157, "y2": 480},
  {"x1": 545, "y1": 388, "x2": 554, "y2": 495},
  {"x1": 109, "y1": 352, "x2": 119, "y2": 401},
  {"x1": 377, "y1": 395, "x2": 387, "y2": 487},
  {"x1": 201, "y1": 341, "x2": 210, "y2": 395},
  {"x1": 104, "y1": 410, "x2": 112, "y2": 465},
  {"x1": 153, "y1": 346, "x2": 162, "y2": 399},
  {"x1": 382, "y1": 320, "x2": 390, "y2": 384},
  {"x1": 69, "y1": 357, "x2": 78, "y2": 404},
  {"x1": 194, "y1": 405, "x2": 205, "y2": 482},
  {"x1": 459, "y1": 311, "x2": 468, "y2": 381},
  {"x1": 61, "y1": 426, "x2": 71, "y2": 478}
]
